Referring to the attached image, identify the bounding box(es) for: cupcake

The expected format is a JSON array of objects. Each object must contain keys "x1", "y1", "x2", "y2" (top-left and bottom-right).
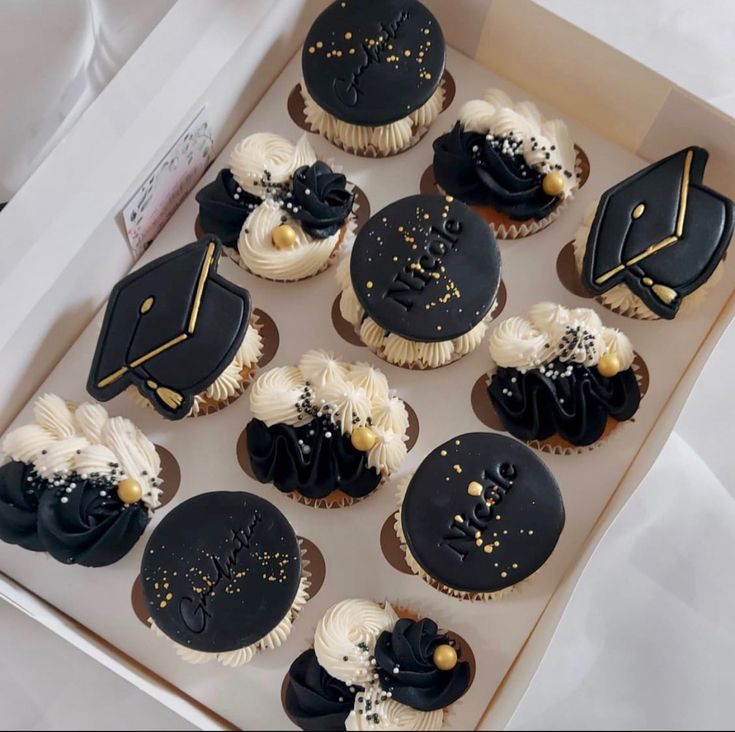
[
  {"x1": 300, "y1": 0, "x2": 447, "y2": 157},
  {"x1": 337, "y1": 194, "x2": 501, "y2": 369},
  {"x1": 284, "y1": 599, "x2": 471, "y2": 730},
  {"x1": 432, "y1": 88, "x2": 580, "y2": 238},
  {"x1": 573, "y1": 146, "x2": 734, "y2": 319},
  {"x1": 486, "y1": 303, "x2": 641, "y2": 448},
  {"x1": 196, "y1": 133, "x2": 357, "y2": 281},
  {"x1": 246, "y1": 351, "x2": 409, "y2": 507},
  {"x1": 395, "y1": 432, "x2": 565, "y2": 599},
  {"x1": 142, "y1": 491, "x2": 309, "y2": 666},
  {"x1": 0, "y1": 394, "x2": 162, "y2": 567},
  {"x1": 87, "y1": 236, "x2": 264, "y2": 420}
]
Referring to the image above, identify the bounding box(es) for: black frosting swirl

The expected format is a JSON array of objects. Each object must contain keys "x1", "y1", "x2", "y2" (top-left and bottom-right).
[
  {"x1": 290, "y1": 162, "x2": 354, "y2": 239},
  {"x1": 36, "y1": 476, "x2": 150, "y2": 567},
  {"x1": 433, "y1": 122, "x2": 558, "y2": 222},
  {"x1": 246, "y1": 415, "x2": 381, "y2": 501},
  {"x1": 285, "y1": 649, "x2": 357, "y2": 731},
  {"x1": 0, "y1": 461, "x2": 45, "y2": 551},
  {"x1": 488, "y1": 361, "x2": 641, "y2": 446},
  {"x1": 195, "y1": 169, "x2": 262, "y2": 247},
  {"x1": 374, "y1": 618, "x2": 471, "y2": 712}
]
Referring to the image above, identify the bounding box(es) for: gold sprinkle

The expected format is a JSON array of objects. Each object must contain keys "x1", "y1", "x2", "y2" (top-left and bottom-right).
[
  {"x1": 454, "y1": 514, "x2": 463, "y2": 523},
  {"x1": 308, "y1": 46, "x2": 316, "y2": 54},
  {"x1": 366, "y1": 281, "x2": 374, "y2": 289},
  {"x1": 423, "y1": 213, "x2": 430, "y2": 220},
  {"x1": 345, "y1": 31, "x2": 353, "y2": 40},
  {"x1": 159, "y1": 601, "x2": 167, "y2": 608},
  {"x1": 316, "y1": 41, "x2": 323, "y2": 48},
  {"x1": 474, "y1": 531, "x2": 481, "y2": 539},
  {"x1": 528, "y1": 530, "x2": 534, "y2": 535},
  {"x1": 484, "y1": 545, "x2": 493, "y2": 554},
  {"x1": 453, "y1": 464, "x2": 462, "y2": 473},
  {"x1": 404, "y1": 49, "x2": 412, "y2": 57},
  {"x1": 455, "y1": 439, "x2": 461, "y2": 445},
  {"x1": 467, "y1": 481, "x2": 483, "y2": 497},
  {"x1": 475, "y1": 539, "x2": 483, "y2": 547},
  {"x1": 501, "y1": 571, "x2": 508, "y2": 578},
  {"x1": 440, "y1": 449, "x2": 447, "y2": 456},
  {"x1": 512, "y1": 563, "x2": 518, "y2": 569},
  {"x1": 349, "y1": 48, "x2": 356, "y2": 54},
  {"x1": 165, "y1": 593, "x2": 173, "y2": 600}
]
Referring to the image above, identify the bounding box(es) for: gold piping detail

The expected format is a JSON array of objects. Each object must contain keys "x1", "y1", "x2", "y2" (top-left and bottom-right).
[
  {"x1": 129, "y1": 334, "x2": 189, "y2": 368},
  {"x1": 188, "y1": 242, "x2": 216, "y2": 334},
  {"x1": 140, "y1": 297, "x2": 154, "y2": 314},
  {"x1": 97, "y1": 367, "x2": 129, "y2": 389},
  {"x1": 594, "y1": 150, "x2": 693, "y2": 286}
]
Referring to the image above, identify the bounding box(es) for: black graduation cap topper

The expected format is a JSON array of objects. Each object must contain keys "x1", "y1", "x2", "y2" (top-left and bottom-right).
[
  {"x1": 87, "y1": 237, "x2": 252, "y2": 420},
  {"x1": 582, "y1": 147, "x2": 734, "y2": 319}
]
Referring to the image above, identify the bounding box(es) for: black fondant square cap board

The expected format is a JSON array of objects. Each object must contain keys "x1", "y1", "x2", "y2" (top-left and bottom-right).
[{"x1": 87, "y1": 237, "x2": 252, "y2": 420}]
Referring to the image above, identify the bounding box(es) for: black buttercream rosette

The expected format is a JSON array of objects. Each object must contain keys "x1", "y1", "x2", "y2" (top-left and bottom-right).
[
  {"x1": 195, "y1": 169, "x2": 263, "y2": 247},
  {"x1": 0, "y1": 464, "x2": 150, "y2": 567},
  {"x1": 488, "y1": 361, "x2": 641, "y2": 446},
  {"x1": 291, "y1": 162, "x2": 355, "y2": 239},
  {"x1": 285, "y1": 649, "x2": 357, "y2": 731},
  {"x1": 374, "y1": 618, "x2": 470, "y2": 712},
  {"x1": 246, "y1": 415, "x2": 381, "y2": 501},
  {"x1": 433, "y1": 122, "x2": 558, "y2": 222},
  {"x1": 0, "y1": 461, "x2": 46, "y2": 551},
  {"x1": 37, "y1": 476, "x2": 150, "y2": 567}
]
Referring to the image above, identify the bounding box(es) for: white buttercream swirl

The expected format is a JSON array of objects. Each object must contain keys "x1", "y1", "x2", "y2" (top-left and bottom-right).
[
  {"x1": 359, "y1": 318, "x2": 387, "y2": 352},
  {"x1": 346, "y1": 686, "x2": 444, "y2": 731},
  {"x1": 459, "y1": 88, "x2": 578, "y2": 198},
  {"x1": 488, "y1": 317, "x2": 550, "y2": 372},
  {"x1": 367, "y1": 426, "x2": 407, "y2": 475},
  {"x1": 371, "y1": 396, "x2": 409, "y2": 436},
  {"x1": 319, "y1": 382, "x2": 372, "y2": 435},
  {"x1": 340, "y1": 284, "x2": 365, "y2": 324},
  {"x1": 301, "y1": 81, "x2": 445, "y2": 155},
  {"x1": 345, "y1": 363, "x2": 390, "y2": 403},
  {"x1": 453, "y1": 321, "x2": 488, "y2": 356},
  {"x1": 299, "y1": 349, "x2": 350, "y2": 390},
  {"x1": 601, "y1": 327, "x2": 636, "y2": 371},
  {"x1": 314, "y1": 599, "x2": 399, "y2": 685},
  {"x1": 238, "y1": 199, "x2": 340, "y2": 281},
  {"x1": 230, "y1": 133, "x2": 316, "y2": 197},
  {"x1": 250, "y1": 367, "x2": 309, "y2": 427},
  {"x1": 2, "y1": 395, "x2": 161, "y2": 509},
  {"x1": 572, "y1": 199, "x2": 723, "y2": 318},
  {"x1": 416, "y1": 340, "x2": 455, "y2": 369},
  {"x1": 490, "y1": 303, "x2": 638, "y2": 373},
  {"x1": 383, "y1": 334, "x2": 421, "y2": 367}
]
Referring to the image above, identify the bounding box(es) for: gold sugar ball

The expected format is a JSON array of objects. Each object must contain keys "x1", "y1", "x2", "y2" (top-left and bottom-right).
[
  {"x1": 272, "y1": 224, "x2": 297, "y2": 250},
  {"x1": 467, "y1": 481, "x2": 483, "y2": 497},
  {"x1": 542, "y1": 171, "x2": 565, "y2": 197},
  {"x1": 597, "y1": 353, "x2": 621, "y2": 378},
  {"x1": 351, "y1": 426, "x2": 377, "y2": 452},
  {"x1": 117, "y1": 478, "x2": 143, "y2": 505},
  {"x1": 433, "y1": 644, "x2": 458, "y2": 671}
]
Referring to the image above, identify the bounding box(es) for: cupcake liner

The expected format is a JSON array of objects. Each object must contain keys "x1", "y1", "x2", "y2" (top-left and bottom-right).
[
  {"x1": 473, "y1": 353, "x2": 650, "y2": 456},
  {"x1": 294, "y1": 73, "x2": 454, "y2": 159},
  {"x1": 392, "y1": 477, "x2": 515, "y2": 602},
  {"x1": 154, "y1": 445, "x2": 181, "y2": 508}
]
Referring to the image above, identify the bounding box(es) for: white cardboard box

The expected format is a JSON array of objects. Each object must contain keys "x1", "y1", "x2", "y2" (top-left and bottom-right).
[{"x1": 1, "y1": 1, "x2": 734, "y2": 729}]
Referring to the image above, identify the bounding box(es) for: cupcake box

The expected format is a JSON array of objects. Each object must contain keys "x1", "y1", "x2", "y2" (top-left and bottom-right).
[{"x1": 2, "y1": 2, "x2": 735, "y2": 729}]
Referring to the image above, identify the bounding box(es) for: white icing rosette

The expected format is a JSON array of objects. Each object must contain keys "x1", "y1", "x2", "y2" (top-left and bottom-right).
[
  {"x1": 344, "y1": 362, "x2": 390, "y2": 403},
  {"x1": 571, "y1": 200, "x2": 723, "y2": 319},
  {"x1": 250, "y1": 366, "x2": 309, "y2": 427},
  {"x1": 301, "y1": 79, "x2": 446, "y2": 157},
  {"x1": 230, "y1": 133, "x2": 316, "y2": 197},
  {"x1": 314, "y1": 599, "x2": 399, "y2": 685},
  {"x1": 299, "y1": 349, "x2": 350, "y2": 390},
  {"x1": 346, "y1": 685, "x2": 444, "y2": 731},
  {"x1": 2, "y1": 394, "x2": 162, "y2": 510},
  {"x1": 488, "y1": 316, "x2": 550, "y2": 373}
]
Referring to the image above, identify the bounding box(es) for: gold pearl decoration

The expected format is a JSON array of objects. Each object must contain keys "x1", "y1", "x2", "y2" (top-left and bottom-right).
[
  {"x1": 272, "y1": 224, "x2": 297, "y2": 250},
  {"x1": 542, "y1": 171, "x2": 565, "y2": 197},
  {"x1": 467, "y1": 481, "x2": 483, "y2": 497},
  {"x1": 351, "y1": 426, "x2": 377, "y2": 452},
  {"x1": 597, "y1": 353, "x2": 621, "y2": 378},
  {"x1": 117, "y1": 478, "x2": 143, "y2": 505},
  {"x1": 433, "y1": 644, "x2": 458, "y2": 671}
]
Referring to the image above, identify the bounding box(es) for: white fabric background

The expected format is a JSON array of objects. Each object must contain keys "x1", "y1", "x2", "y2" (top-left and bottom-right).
[{"x1": 0, "y1": 0, "x2": 734, "y2": 729}]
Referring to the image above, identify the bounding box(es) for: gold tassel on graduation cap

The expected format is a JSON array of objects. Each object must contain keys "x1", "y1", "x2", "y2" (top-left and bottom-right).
[
  {"x1": 146, "y1": 380, "x2": 183, "y2": 410},
  {"x1": 642, "y1": 277, "x2": 678, "y2": 305}
]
